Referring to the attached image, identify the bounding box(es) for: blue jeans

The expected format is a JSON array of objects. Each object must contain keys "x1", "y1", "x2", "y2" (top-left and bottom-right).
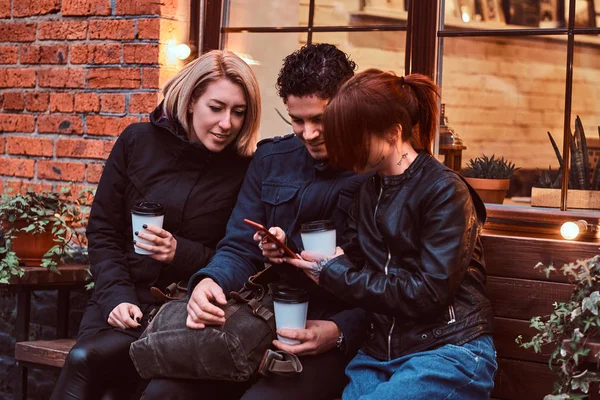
[{"x1": 343, "y1": 335, "x2": 497, "y2": 400}]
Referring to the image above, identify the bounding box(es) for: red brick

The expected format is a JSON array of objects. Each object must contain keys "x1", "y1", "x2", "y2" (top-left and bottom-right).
[
  {"x1": 74, "y1": 92, "x2": 100, "y2": 112},
  {"x1": 0, "y1": 158, "x2": 35, "y2": 178},
  {"x1": 62, "y1": 0, "x2": 110, "y2": 16},
  {"x1": 21, "y1": 44, "x2": 68, "y2": 65},
  {"x1": 0, "y1": 136, "x2": 5, "y2": 153},
  {"x1": 38, "y1": 160, "x2": 86, "y2": 181},
  {"x1": 137, "y1": 18, "x2": 160, "y2": 39},
  {"x1": 7, "y1": 137, "x2": 54, "y2": 157},
  {"x1": 6, "y1": 180, "x2": 54, "y2": 194},
  {"x1": 103, "y1": 140, "x2": 115, "y2": 157},
  {"x1": 129, "y1": 92, "x2": 158, "y2": 113},
  {"x1": 38, "y1": 21, "x2": 88, "y2": 40},
  {"x1": 38, "y1": 68, "x2": 85, "y2": 88},
  {"x1": 142, "y1": 68, "x2": 159, "y2": 89},
  {"x1": 0, "y1": 23, "x2": 37, "y2": 42},
  {"x1": 56, "y1": 138, "x2": 105, "y2": 159},
  {"x1": 49, "y1": 92, "x2": 75, "y2": 113},
  {"x1": 116, "y1": 0, "x2": 160, "y2": 15},
  {"x1": 86, "y1": 115, "x2": 138, "y2": 136},
  {"x1": 13, "y1": 0, "x2": 60, "y2": 17},
  {"x1": 3, "y1": 92, "x2": 25, "y2": 111},
  {"x1": 0, "y1": 46, "x2": 19, "y2": 64},
  {"x1": 38, "y1": 115, "x2": 83, "y2": 134},
  {"x1": 0, "y1": 69, "x2": 36, "y2": 88},
  {"x1": 123, "y1": 44, "x2": 158, "y2": 65},
  {"x1": 70, "y1": 43, "x2": 121, "y2": 64},
  {"x1": 101, "y1": 94, "x2": 125, "y2": 113},
  {"x1": 88, "y1": 68, "x2": 140, "y2": 89},
  {"x1": 86, "y1": 163, "x2": 104, "y2": 183},
  {"x1": 0, "y1": 0, "x2": 9, "y2": 17},
  {"x1": 89, "y1": 20, "x2": 135, "y2": 40},
  {"x1": 0, "y1": 114, "x2": 35, "y2": 132},
  {"x1": 26, "y1": 92, "x2": 50, "y2": 112}
]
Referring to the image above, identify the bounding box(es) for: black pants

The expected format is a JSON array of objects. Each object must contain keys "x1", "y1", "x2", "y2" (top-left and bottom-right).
[
  {"x1": 141, "y1": 349, "x2": 349, "y2": 400},
  {"x1": 50, "y1": 329, "x2": 145, "y2": 400}
]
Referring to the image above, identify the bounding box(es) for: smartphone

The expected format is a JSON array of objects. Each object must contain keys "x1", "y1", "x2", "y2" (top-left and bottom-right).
[{"x1": 243, "y1": 218, "x2": 301, "y2": 259}]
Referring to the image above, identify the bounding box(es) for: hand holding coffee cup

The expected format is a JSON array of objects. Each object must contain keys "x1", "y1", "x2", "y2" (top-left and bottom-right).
[
  {"x1": 271, "y1": 285, "x2": 310, "y2": 345},
  {"x1": 131, "y1": 201, "x2": 165, "y2": 256}
]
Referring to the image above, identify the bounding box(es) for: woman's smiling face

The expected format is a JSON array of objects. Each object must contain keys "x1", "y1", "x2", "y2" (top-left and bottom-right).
[{"x1": 189, "y1": 78, "x2": 247, "y2": 152}]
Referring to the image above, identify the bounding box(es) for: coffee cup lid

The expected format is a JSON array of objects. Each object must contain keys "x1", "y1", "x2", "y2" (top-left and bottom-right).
[
  {"x1": 270, "y1": 285, "x2": 310, "y2": 303},
  {"x1": 300, "y1": 220, "x2": 335, "y2": 233},
  {"x1": 131, "y1": 201, "x2": 164, "y2": 216}
]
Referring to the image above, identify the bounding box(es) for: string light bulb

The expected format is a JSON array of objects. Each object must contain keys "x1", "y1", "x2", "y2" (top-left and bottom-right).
[
  {"x1": 560, "y1": 220, "x2": 589, "y2": 240},
  {"x1": 166, "y1": 40, "x2": 192, "y2": 64}
]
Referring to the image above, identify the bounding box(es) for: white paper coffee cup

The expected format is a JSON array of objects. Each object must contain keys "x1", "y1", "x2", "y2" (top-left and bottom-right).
[
  {"x1": 300, "y1": 220, "x2": 336, "y2": 256},
  {"x1": 131, "y1": 201, "x2": 165, "y2": 255},
  {"x1": 271, "y1": 286, "x2": 310, "y2": 345}
]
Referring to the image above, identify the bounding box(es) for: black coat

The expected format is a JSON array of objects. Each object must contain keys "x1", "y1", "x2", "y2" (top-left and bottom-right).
[
  {"x1": 321, "y1": 152, "x2": 494, "y2": 361},
  {"x1": 79, "y1": 106, "x2": 251, "y2": 339}
]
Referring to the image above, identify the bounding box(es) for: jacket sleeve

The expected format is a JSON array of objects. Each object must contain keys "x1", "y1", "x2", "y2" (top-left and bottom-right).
[
  {"x1": 86, "y1": 127, "x2": 139, "y2": 322},
  {"x1": 170, "y1": 235, "x2": 216, "y2": 279},
  {"x1": 328, "y1": 307, "x2": 367, "y2": 357},
  {"x1": 320, "y1": 177, "x2": 479, "y2": 319},
  {"x1": 188, "y1": 154, "x2": 265, "y2": 295}
]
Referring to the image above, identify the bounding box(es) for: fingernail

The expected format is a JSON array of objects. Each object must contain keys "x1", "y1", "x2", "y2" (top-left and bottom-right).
[
  {"x1": 142, "y1": 224, "x2": 148, "y2": 229},
  {"x1": 134, "y1": 231, "x2": 139, "y2": 236},
  {"x1": 135, "y1": 317, "x2": 141, "y2": 323},
  {"x1": 279, "y1": 249, "x2": 284, "y2": 255},
  {"x1": 133, "y1": 240, "x2": 137, "y2": 245},
  {"x1": 258, "y1": 235, "x2": 262, "y2": 240}
]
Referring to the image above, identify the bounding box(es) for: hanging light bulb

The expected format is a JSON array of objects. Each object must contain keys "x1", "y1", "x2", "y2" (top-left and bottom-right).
[{"x1": 560, "y1": 220, "x2": 589, "y2": 240}]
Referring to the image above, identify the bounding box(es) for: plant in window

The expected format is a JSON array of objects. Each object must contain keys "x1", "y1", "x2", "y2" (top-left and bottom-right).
[
  {"x1": 0, "y1": 187, "x2": 93, "y2": 283},
  {"x1": 517, "y1": 256, "x2": 600, "y2": 399},
  {"x1": 462, "y1": 154, "x2": 518, "y2": 179},
  {"x1": 536, "y1": 116, "x2": 600, "y2": 190},
  {"x1": 461, "y1": 154, "x2": 518, "y2": 204}
]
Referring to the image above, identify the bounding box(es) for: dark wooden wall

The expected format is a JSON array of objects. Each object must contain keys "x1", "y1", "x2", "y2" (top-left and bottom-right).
[{"x1": 483, "y1": 231, "x2": 600, "y2": 399}]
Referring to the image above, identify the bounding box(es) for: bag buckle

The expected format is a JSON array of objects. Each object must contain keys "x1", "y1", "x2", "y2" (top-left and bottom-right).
[{"x1": 258, "y1": 349, "x2": 303, "y2": 377}]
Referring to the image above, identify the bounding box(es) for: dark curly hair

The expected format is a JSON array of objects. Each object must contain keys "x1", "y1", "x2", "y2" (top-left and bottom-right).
[{"x1": 276, "y1": 43, "x2": 357, "y2": 101}]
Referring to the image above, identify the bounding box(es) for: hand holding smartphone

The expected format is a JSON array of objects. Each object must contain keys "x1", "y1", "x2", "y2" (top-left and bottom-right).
[{"x1": 243, "y1": 219, "x2": 301, "y2": 260}]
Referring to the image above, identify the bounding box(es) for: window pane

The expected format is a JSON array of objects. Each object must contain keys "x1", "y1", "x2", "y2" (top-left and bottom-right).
[
  {"x1": 225, "y1": 0, "x2": 309, "y2": 27},
  {"x1": 223, "y1": 33, "x2": 305, "y2": 139},
  {"x1": 440, "y1": 35, "x2": 567, "y2": 203},
  {"x1": 312, "y1": 0, "x2": 408, "y2": 27},
  {"x1": 572, "y1": 34, "x2": 600, "y2": 190},
  {"x1": 443, "y1": 0, "x2": 576, "y2": 30},
  {"x1": 312, "y1": 31, "x2": 406, "y2": 71}
]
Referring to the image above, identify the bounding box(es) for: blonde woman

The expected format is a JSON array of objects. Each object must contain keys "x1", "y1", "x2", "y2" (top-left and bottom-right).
[{"x1": 51, "y1": 50, "x2": 261, "y2": 400}]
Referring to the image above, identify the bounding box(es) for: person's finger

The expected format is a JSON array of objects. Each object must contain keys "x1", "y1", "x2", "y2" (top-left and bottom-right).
[
  {"x1": 277, "y1": 328, "x2": 312, "y2": 342},
  {"x1": 283, "y1": 256, "x2": 314, "y2": 271},
  {"x1": 272, "y1": 339, "x2": 313, "y2": 355},
  {"x1": 208, "y1": 285, "x2": 227, "y2": 306},
  {"x1": 108, "y1": 314, "x2": 127, "y2": 330},
  {"x1": 133, "y1": 239, "x2": 157, "y2": 253},
  {"x1": 131, "y1": 306, "x2": 144, "y2": 326},
  {"x1": 187, "y1": 298, "x2": 204, "y2": 321},
  {"x1": 142, "y1": 224, "x2": 169, "y2": 238},
  {"x1": 186, "y1": 314, "x2": 206, "y2": 330},
  {"x1": 253, "y1": 232, "x2": 262, "y2": 242}
]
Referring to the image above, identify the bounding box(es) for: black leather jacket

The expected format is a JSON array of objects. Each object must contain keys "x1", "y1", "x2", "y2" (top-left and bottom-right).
[{"x1": 320, "y1": 152, "x2": 494, "y2": 361}]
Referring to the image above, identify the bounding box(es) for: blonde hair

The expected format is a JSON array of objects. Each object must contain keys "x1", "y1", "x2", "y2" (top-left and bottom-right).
[{"x1": 162, "y1": 50, "x2": 261, "y2": 157}]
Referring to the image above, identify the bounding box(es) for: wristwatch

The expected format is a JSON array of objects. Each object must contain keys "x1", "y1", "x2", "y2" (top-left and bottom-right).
[{"x1": 336, "y1": 331, "x2": 346, "y2": 353}]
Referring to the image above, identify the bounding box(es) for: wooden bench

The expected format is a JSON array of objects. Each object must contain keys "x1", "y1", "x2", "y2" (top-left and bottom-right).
[
  {"x1": 15, "y1": 339, "x2": 75, "y2": 368},
  {"x1": 482, "y1": 229, "x2": 600, "y2": 399}
]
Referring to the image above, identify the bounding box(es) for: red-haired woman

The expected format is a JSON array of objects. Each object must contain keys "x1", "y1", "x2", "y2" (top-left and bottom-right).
[{"x1": 281, "y1": 70, "x2": 497, "y2": 399}]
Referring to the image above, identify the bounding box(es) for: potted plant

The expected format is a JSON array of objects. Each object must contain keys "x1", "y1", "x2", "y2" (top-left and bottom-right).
[
  {"x1": 517, "y1": 256, "x2": 600, "y2": 399},
  {"x1": 532, "y1": 116, "x2": 600, "y2": 209},
  {"x1": 462, "y1": 154, "x2": 518, "y2": 204},
  {"x1": 0, "y1": 187, "x2": 91, "y2": 283}
]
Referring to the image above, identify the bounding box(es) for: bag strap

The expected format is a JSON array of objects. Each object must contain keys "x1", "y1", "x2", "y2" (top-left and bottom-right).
[{"x1": 258, "y1": 349, "x2": 303, "y2": 377}]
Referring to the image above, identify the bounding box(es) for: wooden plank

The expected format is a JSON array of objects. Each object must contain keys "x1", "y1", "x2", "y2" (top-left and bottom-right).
[
  {"x1": 491, "y1": 358, "x2": 556, "y2": 400},
  {"x1": 494, "y1": 317, "x2": 553, "y2": 364},
  {"x1": 14, "y1": 339, "x2": 75, "y2": 368},
  {"x1": 6, "y1": 264, "x2": 89, "y2": 286},
  {"x1": 482, "y1": 234, "x2": 600, "y2": 282},
  {"x1": 487, "y1": 276, "x2": 573, "y2": 319},
  {"x1": 531, "y1": 188, "x2": 600, "y2": 210}
]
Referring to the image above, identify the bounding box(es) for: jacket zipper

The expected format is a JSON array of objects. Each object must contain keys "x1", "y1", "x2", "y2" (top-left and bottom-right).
[
  {"x1": 374, "y1": 181, "x2": 395, "y2": 361},
  {"x1": 447, "y1": 305, "x2": 456, "y2": 324}
]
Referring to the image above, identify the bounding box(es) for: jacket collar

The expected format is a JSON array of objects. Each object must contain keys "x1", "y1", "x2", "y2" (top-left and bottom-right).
[{"x1": 380, "y1": 151, "x2": 431, "y2": 187}]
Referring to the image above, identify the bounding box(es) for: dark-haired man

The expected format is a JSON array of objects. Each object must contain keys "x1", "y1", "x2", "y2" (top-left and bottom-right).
[{"x1": 143, "y1": 43, "x2": 369, "y2": 399}]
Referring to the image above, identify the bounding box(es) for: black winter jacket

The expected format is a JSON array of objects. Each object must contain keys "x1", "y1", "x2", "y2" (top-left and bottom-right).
[
  {"x1": 79, "y1": 106, "x2": 251, "y2": 339},
  {"x1": 320, "y1": 152, "x2": 494, "y2": 361}
]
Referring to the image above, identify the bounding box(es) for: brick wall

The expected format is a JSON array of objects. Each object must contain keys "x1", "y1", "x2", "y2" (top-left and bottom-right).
[{"x1": 0, "y1": 0, "x2": 190, "y2": 195}]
